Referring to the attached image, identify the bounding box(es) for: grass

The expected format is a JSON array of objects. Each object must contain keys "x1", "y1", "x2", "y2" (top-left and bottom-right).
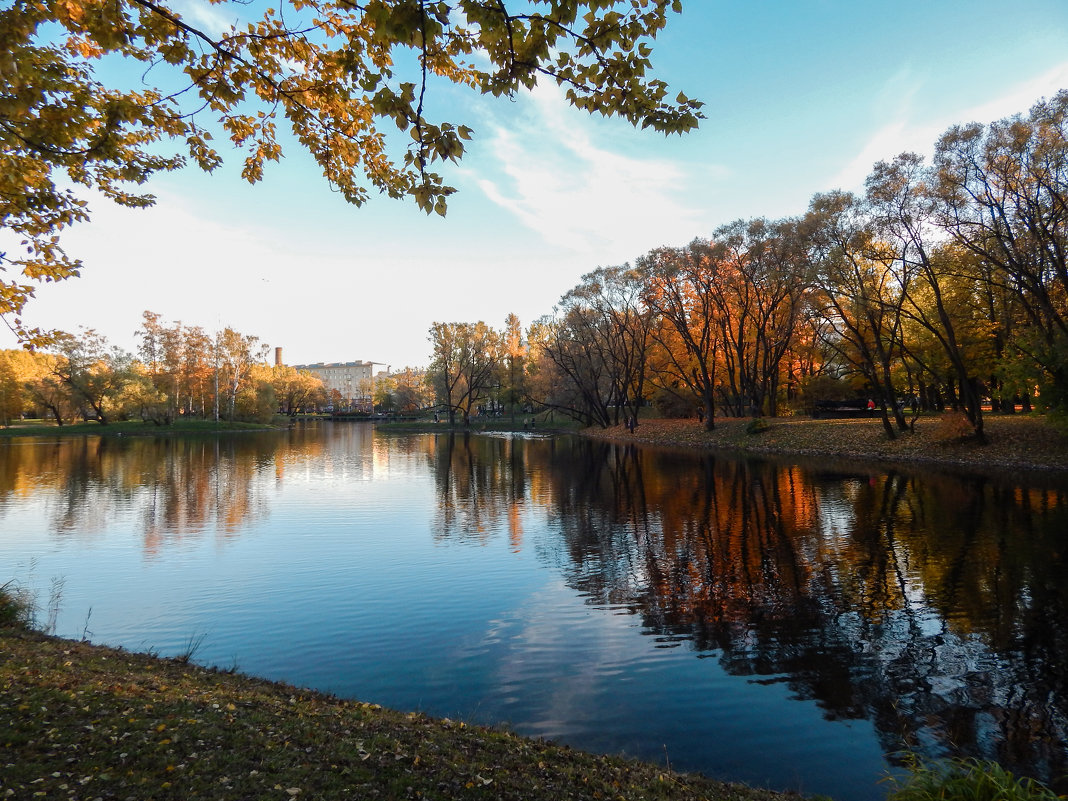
[
  {"x1": 0, "y1": 581, "x2": 34, "y2": 629},
  {"x1": 0, "y1": 418, "x2": 283, "y2": 438},
  {"x1": 1, "y1": 626, "x2": 789, "y2": 801},
  {"x1": 884, "y1": 757, "x2": 1063, "y2": 801},
  {"x1": 6, "y1": 624, "x2": 1063, "y2": 801}
]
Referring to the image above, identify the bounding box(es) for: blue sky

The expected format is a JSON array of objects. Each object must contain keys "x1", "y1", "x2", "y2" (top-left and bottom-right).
[{"x1": 5, "y1": 1, "x2": 1068, "y2": 369}]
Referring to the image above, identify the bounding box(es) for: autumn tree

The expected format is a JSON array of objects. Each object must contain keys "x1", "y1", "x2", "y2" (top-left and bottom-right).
[
  {"x1": 0, "y1": 348, "x2": 45, "y2": 424},
  {"x1": 386, "y1": 366, "x2": 430, "y2": 413},
  {"x1": 532, "y1": 267, "x2": 650, "y2": 428},
  {"x1": 803, "y1": 192, "x2": 911, "y2": 438},
  {"x1": 46, "y1": 328, "x2": 136, "y2": 424},
  {"x1": 23, "y1": 363, "x2": 75, "y2": 425},
  {"x1": 137, "y1": 311, "x2": 186, "y2": 422},
  {"x1": 236, "y1": 362, "x2": 278, "y2": 422},
  {"x1": 136, "y1": 312, "x2": 242, "y2": 419},
  {"x1": 271, "y1": 365, "x2": 326, "y2": 416},
  {"x1": 427, "y1": 321, "x2": 500, "y2": 425},
  {"x1": 866, "y1": 153, "x2": 989, "y2": 438},
  {"x1": 1, "y1": 0, "x2": 702, "y2": 344},
  {"x1": 932, "y1": 91, "x2": 1068, "y2": 414},
  {"x1": 215, "y1": 327, "x2": 268, "y2": 421},
  {"x1": 708, "y1": 219, "x2": 809, "y2": 417},
  {"x1": 502, "y1": 313, "x2": 528, "y2": 423},
  {"x1": 0, "y1": 352, "x2": 20, "y2": 425},
  {"x1": 639, "y1": 240, "x2": 722, "y2": 429}
]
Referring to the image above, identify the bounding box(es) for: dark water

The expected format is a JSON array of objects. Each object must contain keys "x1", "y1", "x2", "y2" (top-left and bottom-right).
[{"x1": 2, "y1": 424, "x2": 1066, "y2": 799}]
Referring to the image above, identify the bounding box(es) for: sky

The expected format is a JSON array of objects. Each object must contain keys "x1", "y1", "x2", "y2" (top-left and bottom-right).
[{"x1": 4, "y1": 0, "x2": 1068, "y2": 370}]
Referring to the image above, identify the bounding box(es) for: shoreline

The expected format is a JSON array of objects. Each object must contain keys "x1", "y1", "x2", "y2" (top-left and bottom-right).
[
  {"x1": 580, "y1": 414, "x2": 1068, "y2": 476},
  {"x1": 1, "y1": 627, "x2": 792, "y2": 801},
  {"x1": 5, "y1": 413, "x2": 1066, "y2": 476}
]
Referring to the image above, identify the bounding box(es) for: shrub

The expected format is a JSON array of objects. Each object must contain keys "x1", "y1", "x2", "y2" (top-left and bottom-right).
[
  {"x1": 933, "y1": 411, "x2": 975, "y2": 443},
  {"x1": 0, "y1": 581, "x2": 34, "y2": 630},
  {"x1": 745, "y1": 417, "x2": 770, "y2": 435},
  {"x1": 886, "y1": 758, "x2": 1061, "y2": 801}
]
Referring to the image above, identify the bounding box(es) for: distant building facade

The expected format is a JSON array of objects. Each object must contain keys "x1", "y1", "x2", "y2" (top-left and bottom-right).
[{"x1": 292, "y1": 360, "x2": 376, "y2": 407}]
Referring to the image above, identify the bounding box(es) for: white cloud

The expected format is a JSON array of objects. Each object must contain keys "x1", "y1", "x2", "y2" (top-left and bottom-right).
[
  {"x1": 828, "y1": 61, "x2": 1068, "y2": 192},
  {"x1": 0, "y1": 185, "x2": 581, "y2": 369},
  {"x1": 473, "y1": 84, "x2": 716, "y2": 259},
  {"x1": 170, "y1": 0, "x2": 237, "y2": 34}
]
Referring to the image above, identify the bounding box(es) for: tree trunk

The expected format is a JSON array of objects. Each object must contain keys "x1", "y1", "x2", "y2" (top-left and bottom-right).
[{"x1": 879, "y1": 405, "x2": 897, "y2": 439}]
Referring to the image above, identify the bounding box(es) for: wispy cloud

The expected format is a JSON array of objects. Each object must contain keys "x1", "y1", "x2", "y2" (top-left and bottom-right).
[
  {"x1": 170, "y1": 0, "x2": 237, "y2": 34},
  {"x1": 828, "y1": 61, "x2": 1068, "y2": 192},
  {"x1": 472, "y1": 84, "x2": 717, "y2": 259}
]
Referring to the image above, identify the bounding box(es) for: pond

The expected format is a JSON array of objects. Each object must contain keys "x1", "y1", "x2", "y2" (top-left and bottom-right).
[{"x1": 2, "y1": 423, "x2": 1066, "y2": 800}]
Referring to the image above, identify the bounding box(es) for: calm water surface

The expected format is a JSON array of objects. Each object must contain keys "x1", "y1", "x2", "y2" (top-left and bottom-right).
[{"x1": 2, "y1": 423, "x2": 1067, "y2": 800}]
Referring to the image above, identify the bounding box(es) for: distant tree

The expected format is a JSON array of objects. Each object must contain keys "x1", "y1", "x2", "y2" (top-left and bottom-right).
[
  {"x1": 502, "y1": 313, "x2": 528, "y2": 422},
  {"x1": 47, "y1": 328, "x2": 136, "y2": 425},
  {"x1": 428, "y1": 321, "x2": 500, "y2": 425},
  {"x1": 271, "y1": 365, "x2": 326, "y2": 416},
  {"x1": 236, "y1": 363, "x2": 278, "y2": 422},
  {"x1": 390, "y1": 367, "x2": 431, "y2": 413},
  {"x1": 373, "y1": 374, "x2": 397, "y2": 413},
  {"x1": 24, "y1": 369, "x2": 75, "y2": 426},
  {"x1": 533, "y1": 267, "x2": 650, "y2": 428},
  {"x1": 530, "y1": 305, "x2": 615, "y2": 428},
  {"x1": 0, "y1": 348, "x2": 46, "y2": 424},
  {"x1": 866, "y1": 153, "x2": 988, "y2": 438},
  {"x1": 0, "y1": 354, "x2": 19, "y2": 426},
  {"x1": 214, "y1": 328, "x2": 268, "y2": 421}
]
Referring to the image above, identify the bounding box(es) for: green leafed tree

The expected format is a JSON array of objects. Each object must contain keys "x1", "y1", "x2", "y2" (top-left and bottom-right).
[{"x1": 0, "y1": 0, "x2": 702, "y2": 344}]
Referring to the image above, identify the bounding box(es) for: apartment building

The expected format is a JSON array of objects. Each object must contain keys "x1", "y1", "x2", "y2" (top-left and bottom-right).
[{"x1": 295, "y1": 361, "x2": 373, "y2": 403}]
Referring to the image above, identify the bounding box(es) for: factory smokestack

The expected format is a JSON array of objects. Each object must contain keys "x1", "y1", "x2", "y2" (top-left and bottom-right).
[{"x1": 275, "y1": 347, "x2": 283, "y2": 367}]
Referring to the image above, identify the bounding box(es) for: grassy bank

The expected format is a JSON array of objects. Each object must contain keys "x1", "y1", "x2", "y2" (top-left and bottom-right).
[
  {"x1": 0, "y1": 627, "x2": 788, "y2": 801},
  {"x1": 375, "y1": 414, "x2": 585, "y2": 435},
  {"x1": 0, "y1": 419, "x2": 283, "y2": 438},
  {"x1": 583, "y1": 414, "x2": 1068, "y2": 474}
]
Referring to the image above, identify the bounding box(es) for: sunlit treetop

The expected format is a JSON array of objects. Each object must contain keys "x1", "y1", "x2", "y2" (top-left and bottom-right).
[{"x1": 0, "y1": 0, "x2": 704, "y2": 345}]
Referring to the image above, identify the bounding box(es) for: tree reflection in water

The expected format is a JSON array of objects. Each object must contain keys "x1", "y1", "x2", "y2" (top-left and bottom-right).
[
  {"x1": 429, "y1": 434, "x2": 1068, "y2": 791},
  {"x1": 0, "y1": 432, "x2": 298, "y2": 553},
  {"x1": 4, "y1": 428, "x2": 1065, "y2": 789}
]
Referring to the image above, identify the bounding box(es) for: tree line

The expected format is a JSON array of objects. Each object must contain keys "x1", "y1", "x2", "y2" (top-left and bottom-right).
[
  {"x1": 427, "y1": 92, "x2": 1068, "y2": 440},
  {"x1": 0, "y1": 312, "x2": 328, "y2": 425}
]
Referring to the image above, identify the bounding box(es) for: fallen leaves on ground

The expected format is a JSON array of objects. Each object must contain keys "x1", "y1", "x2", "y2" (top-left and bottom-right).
[
  {"x1": 585, "y1": 415, "x2": 1068, "y2": 474},
  {"x1": 2, "y1": 628, "x2": 791, "y2": 801}
]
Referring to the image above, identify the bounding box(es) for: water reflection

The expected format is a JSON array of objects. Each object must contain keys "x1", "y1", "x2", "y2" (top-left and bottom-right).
[
  {"x1": 427, "y1": 435, "x2": 1068, "y2": 790},
  {"x1": 2, "y1": 427, "x2": 1066, "y2": 791},
  {"x1": 0, "y1": 433, "x2": 288, "y2": 552},
  {"x1": 426, "y1": 432, "x2": 556, "y2": 547}
]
